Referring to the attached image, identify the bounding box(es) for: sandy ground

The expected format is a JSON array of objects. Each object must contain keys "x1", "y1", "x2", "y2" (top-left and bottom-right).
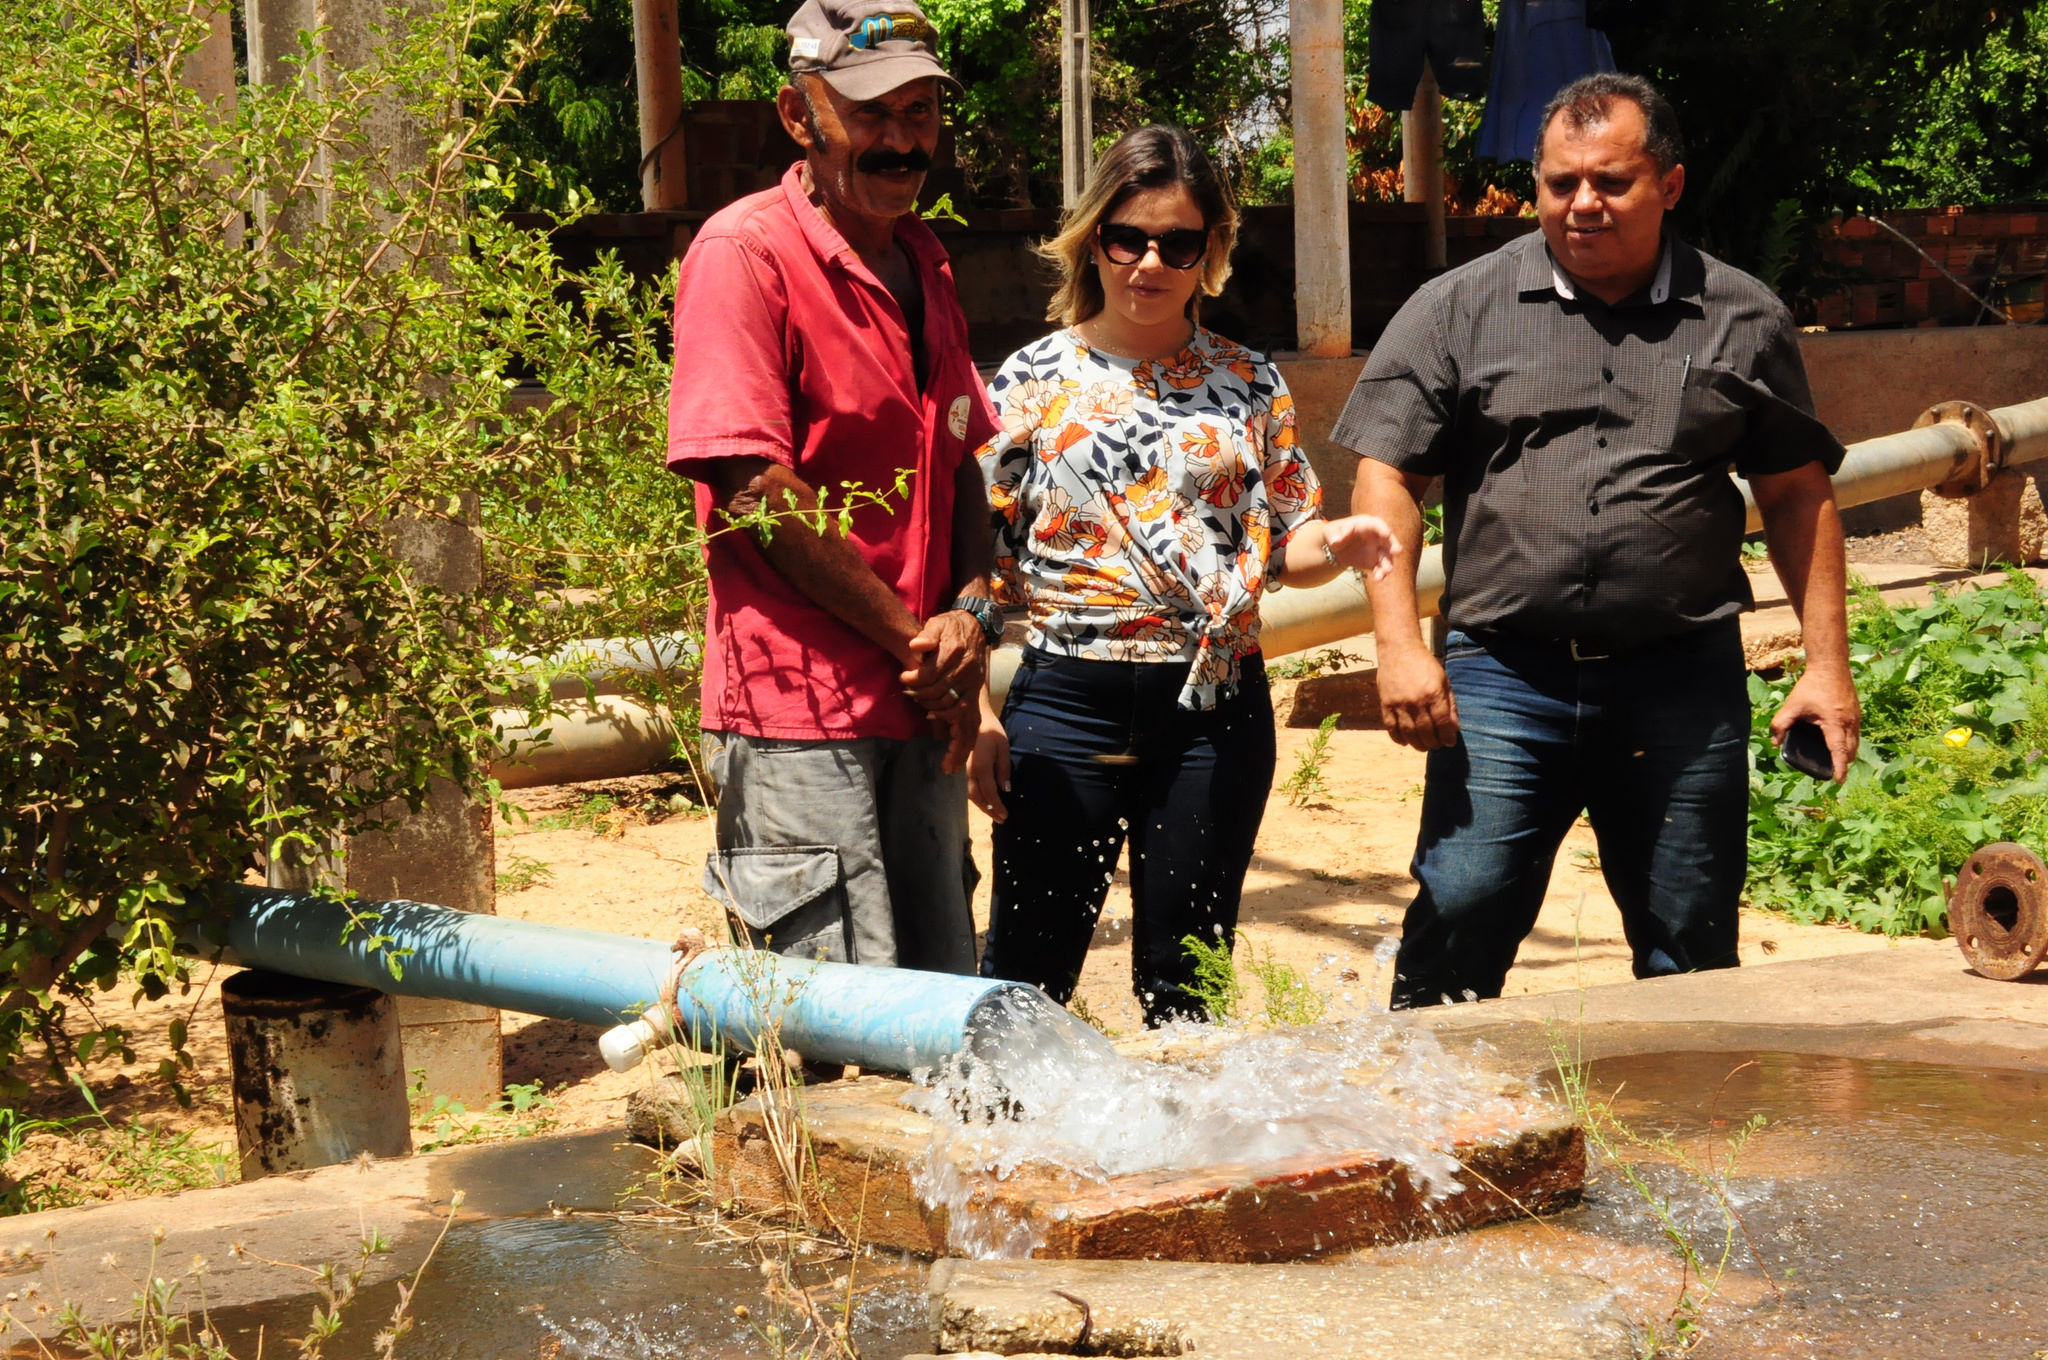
[{"x1": 7, "y1": 544, "x2": 1984, "y2": 1200}]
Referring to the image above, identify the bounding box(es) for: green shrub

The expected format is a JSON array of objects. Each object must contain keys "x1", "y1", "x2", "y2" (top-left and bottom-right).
[
  {"x1": 1746, "y1": 572, "x2": 2048, "y2": 935},
  {"x1": 0, "y1": 0, "x2": 699, "y2": 1091}
]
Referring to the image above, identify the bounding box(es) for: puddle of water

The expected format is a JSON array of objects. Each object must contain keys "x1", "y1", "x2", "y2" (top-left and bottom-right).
[
  {"x1": 1378, "y1": 1050, "x2": 2048, "y2": 1358},
  {"x1": 201, "y1": 1213, "x2": 931, "y2": 1360}
]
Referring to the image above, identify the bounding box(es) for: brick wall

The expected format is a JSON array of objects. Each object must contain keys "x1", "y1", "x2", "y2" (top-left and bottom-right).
[
  {"x1": 683, "y1": 100, "x2": 801, "y2": 214},
  {"x1": 1815, "y1": 207, "x2": 2048, "y2": 329}
]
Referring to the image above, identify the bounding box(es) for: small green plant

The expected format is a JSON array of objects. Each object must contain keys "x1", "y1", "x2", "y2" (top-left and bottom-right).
[
  {"x1": 919, "y1": 191, "x2": 968, "y2": 225},
  {"x1": 1279, "y1": 713, "x2": 1342, "y2": 807},
  {"x1": 535, "y1": 792, "x2": 621, "y2": 833},
  {"x1": 1549, "y1": 1032, "x2": 1772, "y2": 1355},
  {"x1": 410, "y1": 1073, "x2": 558, "y2": 1152},
  {"x1": 1421, "y1": 501, "x2": 1446, "y2": 545},
  {"x1": 1065, "y1": 993, "x2": 1120, "y2": 1038},
  {"x1": 1267, "y1": 647, "x2": 1359, "y2": 681},
  {"x1": 1571, "y1": 847, "x2": 1603, "y2": 871},
  {"x1": 498, "y1": 853, "x2": 555, "y2": 894},
  {"x1": 1180, "y1": 932, "x2": 1328, "y2": 1027},
  {"x1": 1739, "y1": 537, "x2": 1771, "y2": 564},
  {"x1": 1182, "y1": 931, "x2": 1247, "y2": 1021},
  {"x1": 2, "y1": 1079, "x2": 233, "y2": 1216}
]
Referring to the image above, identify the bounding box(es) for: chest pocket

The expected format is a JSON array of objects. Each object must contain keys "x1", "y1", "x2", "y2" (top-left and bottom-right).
[{"x1": 1661, "y1": 359, "x2": 1754, "y2": 468}]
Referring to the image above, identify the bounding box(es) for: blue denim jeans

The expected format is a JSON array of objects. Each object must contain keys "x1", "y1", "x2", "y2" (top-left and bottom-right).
[
  {"x1": 980, "y1": 650, "x2": 1275, "y2": 1025},
  {"x1": 1391, "y1": 620, "x2": 1750, "y2": 1009}
]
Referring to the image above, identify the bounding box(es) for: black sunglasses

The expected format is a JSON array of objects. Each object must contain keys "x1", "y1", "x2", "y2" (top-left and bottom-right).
[{"x1": 1097, "y1": 222, "x2": 1208, "y2": 270}]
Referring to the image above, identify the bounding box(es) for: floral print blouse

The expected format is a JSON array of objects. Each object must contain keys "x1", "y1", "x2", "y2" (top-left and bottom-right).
[{"x1": 979, "y1": 327, "x2": 1325, "y2": 710}]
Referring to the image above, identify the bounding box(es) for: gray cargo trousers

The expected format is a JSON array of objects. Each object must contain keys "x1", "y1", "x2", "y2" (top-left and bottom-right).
[{"x1": 700, "y1": 731, "x2": 978, "y2": 973}]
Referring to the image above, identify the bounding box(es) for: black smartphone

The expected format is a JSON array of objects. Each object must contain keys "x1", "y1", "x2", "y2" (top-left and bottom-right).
[{"x1": 1780, "y1": 720, "x2": 1835, "y2": 780}]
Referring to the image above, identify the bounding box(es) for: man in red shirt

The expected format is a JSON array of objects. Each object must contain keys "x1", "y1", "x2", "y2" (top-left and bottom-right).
[{"x1": 668, "y1": 0, "x2": 999, "y2": 973}]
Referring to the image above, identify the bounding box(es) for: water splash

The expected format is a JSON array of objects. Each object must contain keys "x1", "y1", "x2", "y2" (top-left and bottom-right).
[{"x1": 905, "y1": 988, "x2": 1550, "y2": 1257}]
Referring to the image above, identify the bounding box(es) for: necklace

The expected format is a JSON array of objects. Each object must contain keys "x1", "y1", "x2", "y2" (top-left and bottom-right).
[{"x1": 1074, "y1": 320, "x2": 1195, "y2": 361}]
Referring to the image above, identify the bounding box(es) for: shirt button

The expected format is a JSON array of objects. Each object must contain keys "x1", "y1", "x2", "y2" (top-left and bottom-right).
[
  {"x1": 1602, "y1": 367, "x2": 1613, "y2": 382},
  {"x1": 1596, "y1": 436, "x2": 1608, "y2": 448},
  {"x1": 1589, "y1": 499, "x2": 1600, "y2": 514}
]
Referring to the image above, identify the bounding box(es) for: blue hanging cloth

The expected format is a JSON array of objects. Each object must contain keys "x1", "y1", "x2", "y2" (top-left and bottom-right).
[{"x1": 1474, "y1": 0, "x2": 1617, "y2": 163}]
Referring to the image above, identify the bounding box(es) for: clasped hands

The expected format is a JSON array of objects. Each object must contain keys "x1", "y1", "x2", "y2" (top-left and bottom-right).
[{"x1": 899, "y1": 609, "x2": 986, "y2": 773}]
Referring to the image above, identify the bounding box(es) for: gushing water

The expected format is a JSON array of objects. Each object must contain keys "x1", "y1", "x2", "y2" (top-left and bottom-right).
[{"x1": 904, "y1": 988, "x2": 1551, "y2": 1256}]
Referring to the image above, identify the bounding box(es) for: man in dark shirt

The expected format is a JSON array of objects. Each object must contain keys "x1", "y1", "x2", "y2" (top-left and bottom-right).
[{"x1": 1337, "y1": 72, "x2": 1861, "y2": 1008}]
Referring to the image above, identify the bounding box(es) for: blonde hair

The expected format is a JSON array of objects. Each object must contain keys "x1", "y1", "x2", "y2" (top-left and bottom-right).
[{"x1": 1039, "y1": 125, "x2": 1239, "y2": 328}]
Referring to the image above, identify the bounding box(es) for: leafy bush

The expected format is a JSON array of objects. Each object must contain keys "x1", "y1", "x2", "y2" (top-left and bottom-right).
[
  {"x1": 1746, "y1": 573, "x2": 2048, "y2": 936},
  {"x1": 0, "y1": 0, "x2": 701, "y2": 1091}
]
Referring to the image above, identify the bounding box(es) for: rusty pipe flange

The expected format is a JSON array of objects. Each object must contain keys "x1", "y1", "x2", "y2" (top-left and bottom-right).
[
  {"x1": 1949, "y1": 841, "x2": 2048, "y2": 980},
  {"x1": 1915, "y1": 400, "x2": 2006, "y2": 497}
]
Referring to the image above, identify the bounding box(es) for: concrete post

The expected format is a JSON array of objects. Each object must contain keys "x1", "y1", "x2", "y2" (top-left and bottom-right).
[
  {"x1": 633, "y1": 0, "x2": 691, "y2": 211},
  {"x1": 222, "y1": 971, "x2": 412, "y2": 1178},
  {"x1": 1920, "y1": 472, "x2": 2048, "y2": 569},
  {"x1": 355, "y1": 494, "x2": 502, "y2": 1107},
  {"x1": 241, "y1": 1, "x2": 503, "y2": 1107},
  {"x1": 181, "y1": 4, "x2": 246, "y2": 248},
  {"x1": 1059, "y1": 0, "x2": 1094, "y2": 205},
  {"x1": 1289, "y1": 0, "x2": 1351, "y2": 357},
  {"x1": 1401, "y1": 61, "x2": 1447, "y2": 271}
]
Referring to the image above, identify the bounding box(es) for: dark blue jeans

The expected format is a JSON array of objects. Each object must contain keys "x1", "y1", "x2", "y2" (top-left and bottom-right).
[
  {"x1": 1392, "y1": 621, "x2": 1750, "y2": 1009},
  {"x1": 980, "y1": 650, "x2": 1276, "y2": 1025}
]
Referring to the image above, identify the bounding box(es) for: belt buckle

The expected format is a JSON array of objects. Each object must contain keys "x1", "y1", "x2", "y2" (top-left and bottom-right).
[{"x1": 1569, "y1": 638, "x2": 1610, "y2": 662}]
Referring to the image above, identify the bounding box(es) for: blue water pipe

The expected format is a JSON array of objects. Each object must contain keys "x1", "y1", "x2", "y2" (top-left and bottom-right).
[{"x1": 202, "y1": 886, "x2": 1038, "y2": 1075}]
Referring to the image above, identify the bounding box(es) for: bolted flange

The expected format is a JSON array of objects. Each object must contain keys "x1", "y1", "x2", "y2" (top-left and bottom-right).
[
  {"x1": 1948, "y1": 841, "x2": 2048, "y2": 981},
  {"x1": 1915, "y1": 400, "x2": 2006, "y2": 497}
]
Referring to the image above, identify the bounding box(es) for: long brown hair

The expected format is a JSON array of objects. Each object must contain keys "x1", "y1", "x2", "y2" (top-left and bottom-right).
[{"x1": 1039, "y1": 125, "x2": 1239, "y2": 327}]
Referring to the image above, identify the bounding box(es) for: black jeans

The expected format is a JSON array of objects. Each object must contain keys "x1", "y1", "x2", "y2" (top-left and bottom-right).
[{"x1": 979, "y1": 650, "x2": 1276, "y2": 1025}]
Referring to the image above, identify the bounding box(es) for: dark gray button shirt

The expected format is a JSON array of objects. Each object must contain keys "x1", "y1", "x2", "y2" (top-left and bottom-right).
[{"x1": 1333, "y1": 231, "x2": 1844, "y2": 651}]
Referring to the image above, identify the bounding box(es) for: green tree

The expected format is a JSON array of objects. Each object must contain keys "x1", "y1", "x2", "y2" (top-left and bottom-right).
[
  {"x1": 1597, "y1": 0, "x2": 2015, "y2": 292},
  {"x1": 1873, "y1": 0, "x2": 2048, "y2": 208},
  {"x1": 0, "y1": 0, "x2": 694, "y2": 1091}
]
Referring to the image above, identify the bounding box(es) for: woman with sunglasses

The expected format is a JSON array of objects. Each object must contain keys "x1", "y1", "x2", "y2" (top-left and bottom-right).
[{"x1": 965, "y1": 125, "x2": 1399, "y2": 1025}]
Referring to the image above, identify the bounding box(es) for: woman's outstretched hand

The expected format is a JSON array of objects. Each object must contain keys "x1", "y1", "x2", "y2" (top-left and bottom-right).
[
  {"x1": 1322, "y1": 514, "x2": 1401, "y2": 579},
  {"x1": 967, "y1": 706, "x2": 1011, "y2": 823}
]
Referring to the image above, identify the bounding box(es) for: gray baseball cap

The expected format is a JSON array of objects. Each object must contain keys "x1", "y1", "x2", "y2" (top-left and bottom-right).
[{"x1": 786, "y1": 0, "x2": 961, "y2": 102}]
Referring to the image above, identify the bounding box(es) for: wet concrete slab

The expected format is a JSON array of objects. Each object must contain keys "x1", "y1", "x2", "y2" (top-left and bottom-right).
[
  {"x1": 906, "y1": 1257, "x2": 1633, "y2": 1359},
  {"x1": 0, "y1": 1129, "x2": 648, "y2": 1339},
  {"x1": 683, "y1": 1074, "x2": 1585, "y2": 1262},
  {"x1": 1405, "y1": 943, "x2": 2048, "y2": 1077}
]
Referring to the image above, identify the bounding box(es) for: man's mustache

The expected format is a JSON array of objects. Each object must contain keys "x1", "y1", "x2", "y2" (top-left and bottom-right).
[{"x1": 856, "y1": 147, "x2": 933, "y2": 175}]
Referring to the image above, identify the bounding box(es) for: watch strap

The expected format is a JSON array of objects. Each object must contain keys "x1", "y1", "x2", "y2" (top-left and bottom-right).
[{"x1": 949, "y1": 594, "x2": 1004, "y2": 646}]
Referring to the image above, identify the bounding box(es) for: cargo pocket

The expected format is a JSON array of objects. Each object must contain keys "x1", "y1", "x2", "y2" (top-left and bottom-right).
[{"x1": 701, "y1": 846, "x2": 849, "y2": 963}]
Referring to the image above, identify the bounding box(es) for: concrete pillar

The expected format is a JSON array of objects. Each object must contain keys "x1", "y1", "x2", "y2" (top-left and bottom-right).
[
  {"x1": 182, "y1": 4, "x2": 246, "y2": 248},
  {"x1": 632, "y1": 0, "x2": 691, "y2": 210},
  {"x1": 1059, "y1": 0, "x2": 1093, "y2": 205},
  {"x1": 359, "y1": 494, "x2": 501, "y2": 1107},
  {"x1": 223, "y1": 971, "x2": 412, "y2": 1178},
  {"x1": 1289, "y1": 0, "x2": 1351, "y2": 357},
  {"x1": 241, "y1": 4, "x2": 503, "y2": 1107},
  {"x1": 1920, "y1": 471, "x2": 2048, "y2": 569},
  {"x1": 1401, "y1": 62, "x2": 1447, "y2": 271}
]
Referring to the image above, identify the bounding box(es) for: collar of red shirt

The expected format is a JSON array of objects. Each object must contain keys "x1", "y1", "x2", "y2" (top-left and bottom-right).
[{"x1": 777, "y1": 162, "x2": 950, "y2": 288}]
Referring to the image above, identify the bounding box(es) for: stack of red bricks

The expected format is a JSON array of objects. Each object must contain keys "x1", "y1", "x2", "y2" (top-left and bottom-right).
[{"x1": 1815, "y1": 206, "x2": 2047, "y2": 329}]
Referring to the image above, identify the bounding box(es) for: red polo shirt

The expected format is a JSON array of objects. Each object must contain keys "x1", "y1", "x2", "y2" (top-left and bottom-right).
[{"x1": 668, "y1": 165, "x2": 996, "y2": 741}]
